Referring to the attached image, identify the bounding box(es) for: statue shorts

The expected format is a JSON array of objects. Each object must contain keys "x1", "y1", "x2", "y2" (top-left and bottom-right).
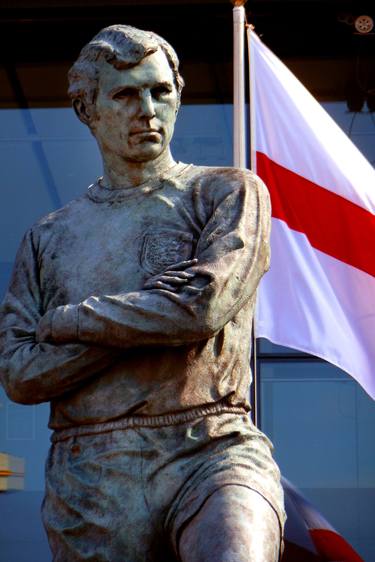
[{"x1": 43, "y1": 409, "x2": 286, "y2": 562}]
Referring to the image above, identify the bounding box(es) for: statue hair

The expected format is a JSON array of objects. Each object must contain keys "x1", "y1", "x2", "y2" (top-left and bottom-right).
[{"x1": 68, "y1": 25, "x2": 184, "y2": 111}]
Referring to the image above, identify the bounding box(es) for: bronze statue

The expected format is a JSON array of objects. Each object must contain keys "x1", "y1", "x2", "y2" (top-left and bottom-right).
[{"x1": 0, "y1": 25, "x2": 285, "y2": 561}]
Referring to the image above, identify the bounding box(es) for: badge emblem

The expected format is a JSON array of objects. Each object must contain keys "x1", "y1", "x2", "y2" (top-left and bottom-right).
[{"x1": 140, "y1": 228, "x2": 194, "y2": 275}]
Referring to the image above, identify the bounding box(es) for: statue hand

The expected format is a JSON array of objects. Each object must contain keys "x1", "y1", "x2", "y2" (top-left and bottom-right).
[{"x1": 143, "y1": 259, "x2": 198, "y2": 292}]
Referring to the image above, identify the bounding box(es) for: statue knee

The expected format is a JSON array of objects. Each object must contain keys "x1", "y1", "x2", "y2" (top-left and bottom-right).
[{"x1": 178, "y1": 485, "x2": 281, "y2": 562}]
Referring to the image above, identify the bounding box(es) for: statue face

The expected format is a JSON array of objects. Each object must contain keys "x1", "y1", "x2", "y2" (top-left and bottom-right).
[{"x1": 93, "y1": 49, "x2": 179, "y2": 163}]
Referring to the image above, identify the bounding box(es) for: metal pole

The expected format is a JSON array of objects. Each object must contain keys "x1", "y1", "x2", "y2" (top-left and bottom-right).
[
  {"x1": 231, "y1": 1, "x2": 259, "y2": 427},
  {"x1": 231, "y1": 0, "x2": 247, "y2": 168}
]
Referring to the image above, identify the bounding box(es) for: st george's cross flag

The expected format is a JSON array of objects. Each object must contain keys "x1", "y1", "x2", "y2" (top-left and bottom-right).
[
  {"x1": 248, "y1": 29, "x2": 375, "y2": 399},
  {"x1": 282, "y1": 478, "x2": 364, "y2": 561}
]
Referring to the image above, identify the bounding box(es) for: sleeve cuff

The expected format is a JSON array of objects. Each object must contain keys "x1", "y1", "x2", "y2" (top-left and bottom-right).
[{"x1": 51, "y1": 304, "x2": 79, "y2": 342}]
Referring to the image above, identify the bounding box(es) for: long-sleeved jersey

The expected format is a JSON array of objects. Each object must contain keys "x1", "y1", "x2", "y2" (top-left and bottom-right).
[{"x1": 0, "y1": 163, "x2": 271, "y2": 430}]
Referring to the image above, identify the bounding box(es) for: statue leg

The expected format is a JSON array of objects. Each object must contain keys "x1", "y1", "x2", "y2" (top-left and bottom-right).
[{"x1": 178, "y1": 485, "x2": 281, "y2": 562}]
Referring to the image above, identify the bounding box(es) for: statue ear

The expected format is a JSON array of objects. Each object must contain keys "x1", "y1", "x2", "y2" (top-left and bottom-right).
[{"x1": 73, "y1": 99, "x2": 94, "y2": 126}]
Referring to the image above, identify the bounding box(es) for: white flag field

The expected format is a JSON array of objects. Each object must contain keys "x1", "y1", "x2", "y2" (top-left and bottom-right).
[{"x1": 248, "y1": 29, "x2": 375, "y2": 399}]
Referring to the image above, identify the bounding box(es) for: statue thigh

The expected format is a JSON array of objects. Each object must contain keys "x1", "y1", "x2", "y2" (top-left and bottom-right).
[{"x1": 178, "y1": 485, "x2": 281, "y2": 562}]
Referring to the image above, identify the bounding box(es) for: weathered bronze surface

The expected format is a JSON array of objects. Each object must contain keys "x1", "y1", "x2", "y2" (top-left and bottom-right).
[{"x1": 0, "y1": 25, "x2": 285, "y2": 561}]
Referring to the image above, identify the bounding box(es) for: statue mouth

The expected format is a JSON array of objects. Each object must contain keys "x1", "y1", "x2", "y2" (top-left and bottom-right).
[
  {"x1": 129, "y1": 129, "x2": 163, "y2": 144},
  {"x1": 130, "y1": 128, "x2": 161, "y2": 136}
]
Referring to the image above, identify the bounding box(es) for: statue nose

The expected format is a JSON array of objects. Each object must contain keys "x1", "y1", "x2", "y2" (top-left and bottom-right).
[{"x1": 140, "y1": 92, "x2": 156, "y2": 118}]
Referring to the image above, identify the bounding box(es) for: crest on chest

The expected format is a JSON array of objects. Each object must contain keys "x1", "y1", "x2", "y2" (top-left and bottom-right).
[{"x1": 140, "y1": 227, "x2": 194, "y2": 275}]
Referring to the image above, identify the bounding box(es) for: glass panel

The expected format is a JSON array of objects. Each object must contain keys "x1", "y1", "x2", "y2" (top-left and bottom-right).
[
  {"x1": 260, "y1": 360, "x2": 375, "y2": 561},
  {"x1": 173, "y1": 104, "x2": 233, "y2": 165},
  {"x1": 322, "y1": 101, "x2": 375, "y2": 166},
  {"x1": 258, "y1": 337, "x2": 309, "y2": 356}
]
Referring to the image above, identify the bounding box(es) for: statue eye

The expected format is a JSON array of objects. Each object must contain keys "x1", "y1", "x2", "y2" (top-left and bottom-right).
[
  {"x1": 113, "y1": 87, "x2": 137, "y2": 100},
  {"x1": 151, "y1": 85, "x2": 172, "y2": 99}
]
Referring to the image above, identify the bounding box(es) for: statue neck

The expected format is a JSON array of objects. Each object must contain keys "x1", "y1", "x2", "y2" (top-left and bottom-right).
[{"x1": 100, "y1": 149, "x2": 177, "y2": 190}]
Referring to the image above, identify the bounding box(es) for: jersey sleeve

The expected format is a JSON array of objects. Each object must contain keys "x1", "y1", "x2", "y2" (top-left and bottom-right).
[{"x1": 0, "y1": 229, "x2": 118, "y2": 404}]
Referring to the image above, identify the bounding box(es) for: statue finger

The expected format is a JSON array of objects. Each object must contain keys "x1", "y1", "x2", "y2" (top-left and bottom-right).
[
  {"x1": 183, "y1": 285, "x2": 202, "y2": 294},
  {"x1": 167, "y1": 258, "x2": 198, "y2": 271},
  {"x1": 144, "y1": 276, "x2": 186, "y2": 288},
  {"x1": 163, "y1": 271, "x2": 195, "y2": 279},
  {"x1": 144, "y1": 281, "x2": 178, "y2": 291},
  {"x1": 155, "y1": 275, "x2": 190, "y2": 285}
]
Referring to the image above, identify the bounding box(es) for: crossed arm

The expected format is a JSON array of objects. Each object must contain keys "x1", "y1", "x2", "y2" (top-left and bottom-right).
[
  {"x1": 0, "y1": 172, "x2": 270, "y2": 405},
  {"x1": 0, "y1": 243, "x2": 198, "y2": 406}
]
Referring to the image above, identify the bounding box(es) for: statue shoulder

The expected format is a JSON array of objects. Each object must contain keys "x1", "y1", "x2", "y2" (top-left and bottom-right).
[
  {"x1": 188, "y1": 164, "x2": 269, "y2": 199},
  {"x1": 27, "y1": 194, "x2": 89, "y2": 247},
  {"x1": 33, "y1": 194, "x2": 87, "y2": 230}
]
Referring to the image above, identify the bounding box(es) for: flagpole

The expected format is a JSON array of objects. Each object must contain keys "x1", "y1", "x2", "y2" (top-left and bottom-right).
[
  {"x1": 232, "y1": 0, "x2": 247, "y2": 168},
  {"x1": 231, "y1": 0, "x2": 260, "y2": 428}
]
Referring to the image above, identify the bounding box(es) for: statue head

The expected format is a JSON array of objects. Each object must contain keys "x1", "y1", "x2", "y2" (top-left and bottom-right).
[
  {"x1": 68, "y1": 25, "x2": 184, "y2": 126},
  {"x1": 68, "y1": 25, "x2": 185, "y2": 164}
]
